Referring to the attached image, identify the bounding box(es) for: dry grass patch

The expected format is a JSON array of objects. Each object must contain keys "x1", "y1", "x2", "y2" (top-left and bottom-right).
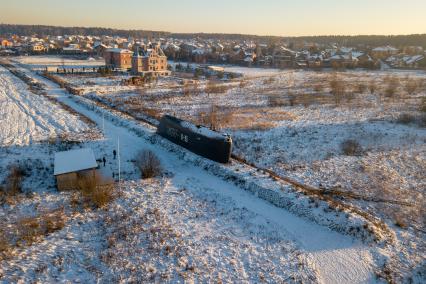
[
  {"x1": 0, "y1": 208, "x2": 67, "y2": 260},
  {"x1": 0, "y1": 165, "x2": 26, "y2": 205},
  {"x1": 76, "y1": 173, "x2": 115, "y2": 209},
  {"x1": 205, "y1": 80, "x2": 231, "y2": 95},
  {"x1": 341, "y1": 139, "x2": 363, "y2": 156},
  {"x1": 195, "y1": 107, "x2": 295, "y2": 131},
  {"x1": 227, "y1": 108, "x2": 295, "y2": 131}
]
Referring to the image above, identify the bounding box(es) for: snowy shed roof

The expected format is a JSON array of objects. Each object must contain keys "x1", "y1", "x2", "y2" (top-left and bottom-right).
[{"x1": 54, "y1": 148, "x2": 98, "y2": 176}]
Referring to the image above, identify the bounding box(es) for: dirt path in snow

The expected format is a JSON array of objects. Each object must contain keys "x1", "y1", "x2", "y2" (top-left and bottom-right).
[{"x1": 16, "y1": 66, "x2": 378, "y2": 283}]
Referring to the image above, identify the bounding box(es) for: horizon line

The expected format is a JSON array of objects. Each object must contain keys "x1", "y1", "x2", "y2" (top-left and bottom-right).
[{"x1": 2, "y1": 23, "x2": 426, "y2": 39}]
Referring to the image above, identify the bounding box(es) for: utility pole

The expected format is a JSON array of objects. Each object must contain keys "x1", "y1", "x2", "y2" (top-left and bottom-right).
[{"x1": 117, "y1": 136, "x2": 121, "y2": 188}]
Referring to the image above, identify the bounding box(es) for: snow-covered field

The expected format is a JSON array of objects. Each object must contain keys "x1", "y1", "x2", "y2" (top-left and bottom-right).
[
  {"x1": 2, "y1": 56, "x2": 425, "y2": 283},
  {"x1": 13, "y1": 56, "x2": 104, "y2": 70},
  {"x1": 0, "y1": 66, "x2": 90, "y2": 146},
  {"x1": 57, "y1": 63, "x2": 426, "y2": 280}
]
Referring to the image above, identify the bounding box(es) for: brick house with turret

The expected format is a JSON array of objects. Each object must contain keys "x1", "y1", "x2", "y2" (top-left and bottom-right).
[{"x1": 131, "y1": 44, "x2": 170, "y2": 76}]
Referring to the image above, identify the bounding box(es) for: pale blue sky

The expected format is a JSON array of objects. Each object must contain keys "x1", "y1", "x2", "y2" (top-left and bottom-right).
[{"x1": 1, "y1": 0, "x2": 425, "y2": 36}]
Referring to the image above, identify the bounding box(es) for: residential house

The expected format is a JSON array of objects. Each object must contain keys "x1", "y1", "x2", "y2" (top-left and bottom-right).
[
  {"x1": 371, "y1": 46, "x2": 399, "y2": 59},
  {"x1": 327, "y1": 53, "x2": 358, "y2": 68},
  {"x1": 94, "y1": 42, "x2": 110, "y2": 58},
  {"x1": 272, "y1": 46, "x2": 296, "y2": 68},
  {"x1": 131, "y1": 44, "x2": 170, "y2": 76},
  {"x1": 62, "y1": 43, "x2": 82, "y2": 55},
  {"x1": 0, "y1": 39, "x2": 12, "y2": 48},
  {"x1": 307, "y1": 54, "x2": 323, "y2": 68},
  {"x1": 104, "y1": 48, "x2": 133, "y2": 70},
  {"x1": 30, "y1": 43, "x2": 45, "y2": 53}
]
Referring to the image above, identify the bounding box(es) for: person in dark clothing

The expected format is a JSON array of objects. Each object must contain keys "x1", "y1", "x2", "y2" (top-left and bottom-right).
[
  {"x1": 113, "y1": 150, "x2": 117, "y2": 160},
  {"x1": 103, "y1": 157, "x2": 106, "y2": 167}
]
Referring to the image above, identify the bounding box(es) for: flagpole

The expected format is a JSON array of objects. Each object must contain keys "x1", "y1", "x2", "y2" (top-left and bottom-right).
[{"x1": 117, "y1": 136, "x2": 120, "y2": 187}]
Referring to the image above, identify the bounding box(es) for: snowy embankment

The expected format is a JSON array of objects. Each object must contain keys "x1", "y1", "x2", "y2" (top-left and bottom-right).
[
  {"x1": 12, "y1": 56, "x2": 104, "y2": 70},
  {"x1": 0, "y1": 65, "x2": 89, "y2": 146},
  {"x1": 3, "y1": 63, "x2": 382, "y2": 283}
]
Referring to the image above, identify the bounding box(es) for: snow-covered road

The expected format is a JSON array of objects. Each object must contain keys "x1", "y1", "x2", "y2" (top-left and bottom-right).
[{"x1": 15, "y1": 66, "x2": 378, "y2": 283}]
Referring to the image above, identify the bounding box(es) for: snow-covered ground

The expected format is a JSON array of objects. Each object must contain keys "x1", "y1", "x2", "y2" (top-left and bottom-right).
[
  {"x1": 0, "y1": 57, "x2": 386, "y2": 283},
  {"x1": 2, "y1": 56, "x2": 425, "y2": 283},
  {"x1": 0, "y1": 65, "x2": 90, "y2": 146},
  {"x1": 13, "y1": 55, "x2": 104, "y2": 70}
]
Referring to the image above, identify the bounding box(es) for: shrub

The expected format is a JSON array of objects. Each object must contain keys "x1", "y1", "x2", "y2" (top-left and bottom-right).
[
  {"x1": 43, "y1": 210, "x2": 66, "y2": 233},
  {"x1": 420, "y1": 97, "x2": 426, "y2": 113},
  {"x1": 419, "y1": 113, "x2": 426, "y2": 128},
  {"x1": 135, "y1": 150, "x2": 162, "y2": 179},
  {"x1": 394, "y1": 217, "x2": 408, "y2": 229},
  {"x1": 404, "y1": 78, "x2": 419, "y2": 95},
  {"x1": 5, "y1": 165, "x2": 25, "y2": 195},
  {"x1": 268, "y1": 95, "x2": 287, "y2": 107},
  {"x1": 396, "y1": 113, "x2": 416, "y2": 124},
  {"x1": 239, "y1": 79, "x2": 248, "y2": 88},
  {"x1": 383, "y1": 76, "x2": 399, "y2": 98},
  {"x1": 263, "y1": 77, "x2": 275, "y2": 85},
  {"x1": 76, "y1": 173, "x2": 114, "y2": 208},
  {"x1": 205, "y1": 80, "x2": 228, "y2": 95},
  {"x1": 329, "y1": 75, "x2": 346, "y2": 105},
  {"x1": 90, "y1": 185, "x2": 115, "y2": 208},
  {"x1": 341, "y1": 139, "x2": 363, "y2": 156},
  {"x1": 288, "y1": 92, "x2": 296, "y2": 106},
  {"x1": 368, "y1": 80, "x2": 377, "y2": 94},
  {"x1": 313, "y1": 84, "x2": 324, "y2": 93},
  {"x1": 356, "y1": 82, "x2": 367, "y2": 94},
  {"x1": 17, "y1": 217, "x2": 42, "y2": 246},
  {"x1": 0, "y1": 230, "x2": 11, "y2": 261}
]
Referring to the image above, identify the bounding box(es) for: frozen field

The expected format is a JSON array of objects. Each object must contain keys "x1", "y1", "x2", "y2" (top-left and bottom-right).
[
  {"x1": 0, "y1": 65, "x2": 371, "y2": 283},
  {"x1": 56, "y1": 65, "x2": 426, "y2": 278},
  {"x1": 2, "y1": 56, "x2": 425, "y2": 282},
  {"x1": 0, "y1": 65, "x2": 90, "y2": 146},
  {"x1": 12, "y1": 56, "x2": 104, "y2": 70}
]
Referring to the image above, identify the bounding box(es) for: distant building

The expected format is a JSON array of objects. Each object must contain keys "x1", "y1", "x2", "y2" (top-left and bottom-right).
[
  {"x1": 327, "y1": 53, "x2": 358, "y2": 68},
  {"x1": 371, "y1": 46, "x2": 399, "y2": 59},
  {"x1": 30, "y1": 43, "x2": 45, "y2": 53},
  {"x1": 131, "y1": 44, "x2": 170, "y2": 76},
  {"x1": 104, "y1": 48, "x2": 133, "y2": 70},
  {"x1": 272, "y1": 47, "x2": 296, "y2": 68},
  {"x1": 0, "y1": 39, "x2": 12, "y2": 48},
  {"x1": 62, "y1": 43, "x2": 82, "y2": 55},
  {"x1": 94, "y1": 43, "x2": 110, "y2": 58}
]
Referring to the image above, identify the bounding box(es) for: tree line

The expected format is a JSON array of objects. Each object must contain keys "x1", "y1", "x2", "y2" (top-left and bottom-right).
[{"x1": 1, "y1": 24, "x2": 426, "y2": 48}]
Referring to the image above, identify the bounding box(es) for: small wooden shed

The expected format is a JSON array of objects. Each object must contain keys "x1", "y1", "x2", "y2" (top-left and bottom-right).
[{"x1": 54, "y1": 148, "x2": 98, "y2": 191}]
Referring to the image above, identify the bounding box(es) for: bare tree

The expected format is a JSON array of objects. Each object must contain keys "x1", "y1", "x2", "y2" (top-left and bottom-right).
[
  {"x1": 135, "y1": 150, "x2": 162, "y2": 179},
  {"x1": 329, "y1": 75, "x2": 346, "y2": 105},
  {"x1": 403, "y1": 78, "x2": 420, "y2": 95},
  {"x1": 383, "y1": 76, "x2": 399, "y2": 98},
  {"x1": 368, "y1": 80, "x2": 377, "y2": 94}
]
